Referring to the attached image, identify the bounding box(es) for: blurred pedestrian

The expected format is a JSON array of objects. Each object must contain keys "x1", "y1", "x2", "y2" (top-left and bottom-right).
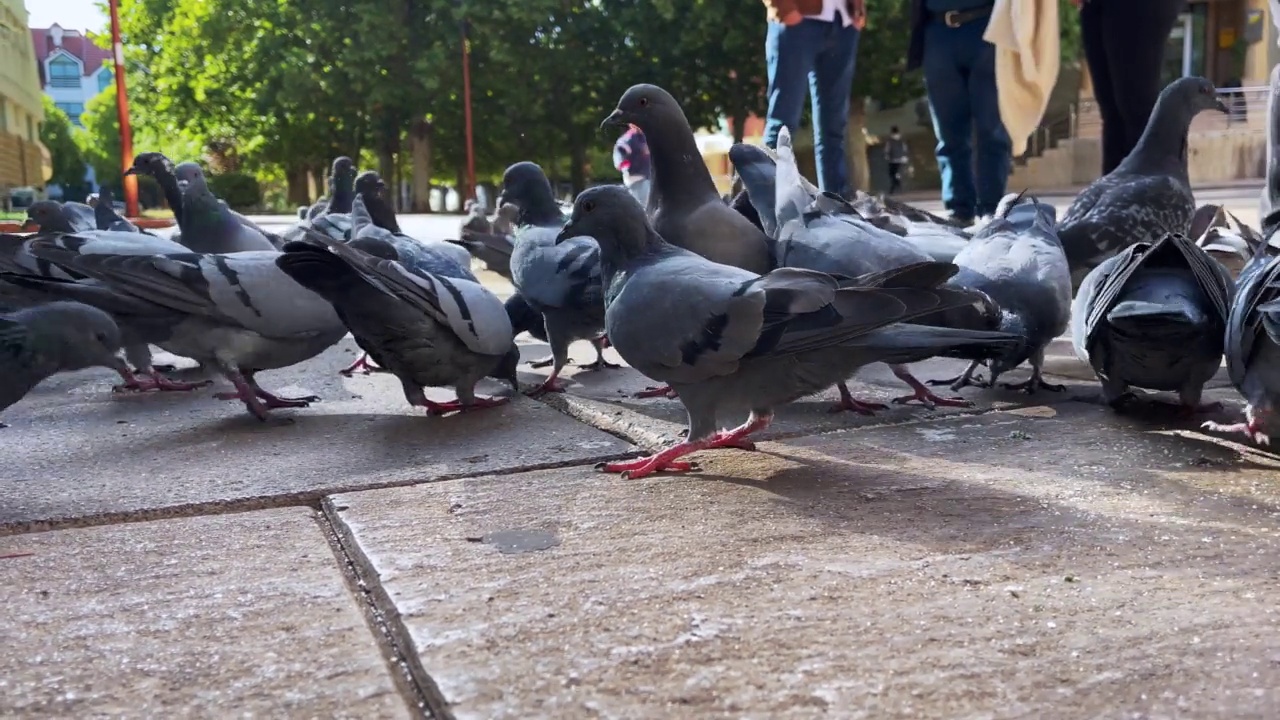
[
  {"x1": 1072, "y1": 0, "x2": 1182, "y2": 174},
  {"x1": 908, "y1": 0, "x2": 1011, "y2": 225},
  {"x1": 884, "y1": 126, "x2": 909, "y2": 194},
  {"x1": 613, "y1": 124, "x2": 652, "y2": 208},
  {"x1": 762, "y1": 0, "x2": 868, "y2": 198}
]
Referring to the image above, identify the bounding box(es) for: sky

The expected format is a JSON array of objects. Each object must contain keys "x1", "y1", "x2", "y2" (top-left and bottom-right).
[{"x1": 26, "y1": 0, "x2": 107, "y2": 33}]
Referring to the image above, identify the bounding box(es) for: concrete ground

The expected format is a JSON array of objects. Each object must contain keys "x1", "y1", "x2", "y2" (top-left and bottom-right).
[{"x1": 3, "y1": 184, "x2": 1279, "y2": 719}]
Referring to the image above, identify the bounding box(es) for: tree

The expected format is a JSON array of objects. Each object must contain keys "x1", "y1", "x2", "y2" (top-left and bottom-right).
[
  {"x1": 847, "y1": 0, "x2": 923, "y2": 192},
  {"x1": 39, "y1": 96, "x2": 88, "y2": 197},
  {"x1": 75, "y1": 87, "x2": 124, "y2": 193}
]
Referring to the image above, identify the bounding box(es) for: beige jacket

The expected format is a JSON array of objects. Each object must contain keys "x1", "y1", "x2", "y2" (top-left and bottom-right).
[{"x1": 983, "y1": 0, "x2": 1060, "y2": 157}]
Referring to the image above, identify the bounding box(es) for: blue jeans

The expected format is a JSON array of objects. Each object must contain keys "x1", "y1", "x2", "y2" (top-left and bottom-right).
[
  {"x1": 763, "y1": 19, "x2": 861, "y2": 198},
  {"x1": 922, "y1": 17, "x2": 1011, "y2": 218}
]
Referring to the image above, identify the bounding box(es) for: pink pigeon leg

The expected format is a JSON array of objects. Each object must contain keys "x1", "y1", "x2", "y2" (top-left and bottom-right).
[
  {"x1": 597, "y1": 412, "x2": 774, "y2": 479},
  {"x1": 339, "y1": 352, "x2": 385, "y2": 376},
  {"x1": 1203, "y1": 405, "x2": 1272, "y2": 446},
  {"x1": 634, "y1": 384, "x2": 678, "y2": 399},
  {"x1": 418, "y1": 395, "x2": 511, "y2": 416},
  {"x1": 888, "y1": 364, "x2": 973, "y2": 409},
  {"x1": 827, "y1": 382, "x2": 889, "y2": 415}
]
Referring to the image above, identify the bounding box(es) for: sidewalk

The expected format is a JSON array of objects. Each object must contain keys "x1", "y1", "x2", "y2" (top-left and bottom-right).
[
  {"x1": 894, "y1": 178, "x2": 1266, "y2": 205},
  {"x1": 3, "y1": 318, "x2": 1280, "y2": 717}
]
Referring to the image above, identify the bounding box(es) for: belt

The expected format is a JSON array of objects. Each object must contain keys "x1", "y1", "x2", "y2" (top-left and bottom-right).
[{"x1": 930, "y1": 5, "x2": 993, "y2": 28}]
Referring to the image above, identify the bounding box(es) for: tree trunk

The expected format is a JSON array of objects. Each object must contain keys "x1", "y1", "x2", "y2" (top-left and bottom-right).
[
  {"x1": 846, "y1": 96, "x2": 870, "y2": 193},
  {"x1": 285, "y1": 165, "x2": 310, "y2": 206},
  {"x1": 408, "y1": 119, "x2": 433, "y2": 213},
  {"x1": 731, "y1": 109, "x2": 747, "y2": 145},
  {"x1": 569, "y1": 135, "x2": 587, "y2": 197}
]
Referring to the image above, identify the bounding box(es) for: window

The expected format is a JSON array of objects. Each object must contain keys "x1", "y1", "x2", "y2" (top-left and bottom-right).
[
  {"x1": 48, "y1": 56, "x2": 81, "y2": 88},
  {"x1": 98, "y1": 67, "x2": 113, "y2": 93},
  {"x1": 56, "y1": 102, "x2": 84, "y2": 126}
]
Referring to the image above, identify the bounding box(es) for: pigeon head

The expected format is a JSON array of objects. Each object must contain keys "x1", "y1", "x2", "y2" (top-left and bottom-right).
[
  {"x1": 555, "y1": 185, "x2": 655, "y2": 261},
  {"x1": 354, "y1": 171, "x2": 385, "y2": 198},
  {"x1": 173, "y1": 162, "x2": 209, "y2": 193},
  {"x1": 330, "y1": 156, "x2": 356, "y2": 187},
  {"x1": 498, "y1": 162, "x2": 559, "y2": 225},
  {"x1": 21, "y1": 201, "x2": 64, "y2": 232},
  {"x1": 601, "y1": 83, "x2": 685, "y2": 133},
  {"x1": 124, "y1": 151, "x2": 175, "y2": 178},
  {"x1": 1161, "y1": 76, "x2": 1229, "y2": 119},
  {"x1": 24, "y1": 301, "x2": 127, "y2": 374}
]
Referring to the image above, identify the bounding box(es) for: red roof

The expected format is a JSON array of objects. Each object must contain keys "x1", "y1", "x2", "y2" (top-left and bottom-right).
[{"x1": 30, "y1": 26, "x2": 113, "y2": 85}]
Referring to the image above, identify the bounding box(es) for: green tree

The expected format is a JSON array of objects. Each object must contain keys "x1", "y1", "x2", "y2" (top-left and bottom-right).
[
  {"x1": 847, "y1": 0, "x2": 923, "y2": 191},
  {"x1": 39, "y1": 96, "x2": 88, "y2": 197},
  {"x1": 75, "y1": 87, "x2": 125, "y2": 192}
]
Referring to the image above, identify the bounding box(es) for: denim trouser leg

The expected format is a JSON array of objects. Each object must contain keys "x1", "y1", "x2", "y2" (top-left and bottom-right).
[
  {"x1": 810, "y1": 24, "x2": 860, "y2": 197},
  {"x1": 968, "y1": 33, "x2": 1010, "y2": 216},
  {"x1": 923, "y1": 23, "x2": 976, "y2": 216},
  {"x1": 764, "y1": 20, "x2": 820, "y2": 150}
]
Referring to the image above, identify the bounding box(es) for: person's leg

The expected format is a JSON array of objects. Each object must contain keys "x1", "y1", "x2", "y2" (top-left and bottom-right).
[
  {"x1": 922, "y1": 22, "x2": 975, "y2": 220},
  {"x1": 1101, "y1": 0, "x2": 1183, "y2": 165},
  {"x1": 626, "y1": 177, "x2": 650, "y2": 208},
  {"x1": 810, "y1": 21, "x2": 861, "y2": 197},
  {"x1": 889, "y1": 163, "x2": 903, "y2": 194},
  {"x1": 965, "y1": 22, "x2": 1011, "y2": 217},
  {"x1": 764, "y1": 20, "x2": 821, "y2": 149},
  {"x1": 1079, "y1": 1, "x2": 1125, "y2": 174}
]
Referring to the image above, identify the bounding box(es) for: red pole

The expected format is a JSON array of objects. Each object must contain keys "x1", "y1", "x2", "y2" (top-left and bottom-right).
[
  {"x1": 107, "y1": 0, "x2": 137, "y2": 218},
  {"x1": 460, "y1": 19, "x2": 476, "y2": 204}
]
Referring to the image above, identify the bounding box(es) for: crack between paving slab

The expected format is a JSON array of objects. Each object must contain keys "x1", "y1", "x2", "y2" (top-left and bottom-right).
[
  {"x1": 0, "y1": 452, "x2": 635, "y2": 538},
  {"x1": 316, "y1": 506, "x2": 440, "y2": 720},
  {"x1": 321, "y1": 497, "x2": 457, "y2": 720}
]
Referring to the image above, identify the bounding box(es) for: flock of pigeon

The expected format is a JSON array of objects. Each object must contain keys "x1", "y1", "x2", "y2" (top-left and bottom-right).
[{"x1": 2, "y1": 75, "x2": 1279, "y2": 479}]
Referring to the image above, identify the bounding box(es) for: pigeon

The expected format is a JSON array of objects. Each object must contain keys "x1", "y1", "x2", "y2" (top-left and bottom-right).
[
  {"x1": 461, "y1": 200, "x2": 492, "y2": 235},
  {"x1": 351, "y1": 171, "x2": 402, "y2": 234},
  {"x1": 3, "y1": 231, "x2": 215, "y2": 393},
  {"x1": 349, "y1": 193, "x2": 473, "y2": 277},
  {"x1": 928, "y1": 192, "x2": 1073, "y2": 393},
  {"x1": 1072, "y1": 232, "x2": 1233, "y2": 414},
  {"x1": 1, "y1": 301, "x2": 130, "y2": 427},
  {"x1": 124, "y1": 152, "x2": 284, "y2": 248},
  {"x1": 173, "y1": 163, "x2": 278, "y2": 254},
  {"x1": 501, "y1": 162, "x2": 614, "y2": 394},
  {"x1": 21, "y1": 201, "x2": 95, "y2": 234},
  {"x1": 554, "y1": 185, "x2": 1020, "y2": 480},
  {"x1": 602, "y1": 84, "x2": 774, "y2": 274},
  {"x1": 1056, "y1": 77, "x2": 1229, "y2": 288},
  {"x1": 276, "y1": 233, "x2": 519, "y2": 415},
  {"x1": 1191, "y1": 204, "x2": 1269, "y2": 279},
  {"x1": 448, "y1": 203, "x2": 520, "y2": 279},
  {"x1": 24, "y1": 245, "x2": 348, "y2": 421},
  {"x1": 305, "y1": 156, "x2": 357, "y2": 220},
  {"x1": 727, "y1": 144, "x2": 779, "y2": 236},
  {"x1": 93, "y1": 187, "x2": 144, "y2": 233},
  {"x1": 1263, "y1": 63, "x2": 1280, "y2": 221}
]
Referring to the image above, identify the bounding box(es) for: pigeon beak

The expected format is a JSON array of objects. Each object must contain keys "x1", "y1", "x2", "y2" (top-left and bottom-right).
[
  {"x1": 19, "y1": 219, "x2": 37, "y2": 232},
  {"x1": 600, "y1": 108, "x2": 625, "y2": 129},
  {"x1": 1214, "y1": 98, "x2": 1230, "y2": 114},
  {"x1": 177, "y1": 179, "x2": 190, "y2": 191},
  {"x1": 553, "y1": 224, "x2": 576, "y2": 245},
  {"x1": 122, "y1": 166, "x2": 138, "y2": 177}
]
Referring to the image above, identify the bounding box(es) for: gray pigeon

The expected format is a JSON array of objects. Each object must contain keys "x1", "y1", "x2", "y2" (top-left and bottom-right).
[
  {"x1": 21, "y1": 201, "x2": 95, "y2": 234},
  {"x1": 602, "y1": 84, "x2": 774, "y2": 274},
  {"x1": 448, "y1": 203, "x2": 520, "y2": 279},
  {"x1": 502, "y1": 162, "x2": 614, "y2": 395},
  {"x1": 727, "y1": 143, "x2": 781, "y2": 237},
  {"x1": 276, "y1": 234, "x2": 519, "y2": 415},
  {"x1": 1, "y1": 301, "x2": 129, "y2": 427},
  {"x1": 928, "y1": 192, "x2": 1073, "y2": 393},
  {"x1": 3, "y1": 231, "x2": 213, "y2": 393},
  {"x1": 1072, "y1": 232, "x2": 1233, "y2": 414},
  {"x1": 93, "y1": 187, "x2": 145, "y2": 233},
  {"x1": 305, "y1": 156, "x2": 357, "y2": 220},
  {"x1": 124, "y1": 152, "x2": 284, "y2": 248},
  {"x1": 1263, "y1": 63, "x2": 1280, "y2": 221},
  {"x1": 1056, "y1": 77, "x2": 1229, "y2": 289},
  {"x1": 352, "y1": 171, "x2": 402, "y2": 234},
  {"x1": 554, "y1": 185, "x2": 1019, "y2": 480},
  {"x1": 25, "y1": 245, "x2": 348, "y2": 421},
  {"x1": 173, "y1": 163, "x2": 278, "y2": 254}
]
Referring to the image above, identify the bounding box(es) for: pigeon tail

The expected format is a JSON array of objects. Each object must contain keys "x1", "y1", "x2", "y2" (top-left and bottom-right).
[
  {"x1": 846, "y1": 323, "x2": 1022, "y2": 362},
  {"x1": 1107, "y1": 298, "x2": 1206, "y2": 329},
  {"x1": 504, "y1": 293, "x2": 548, "y2": 342},
  {"x1": 274, "y1": 245, "x2": 367, "y2": 300}
]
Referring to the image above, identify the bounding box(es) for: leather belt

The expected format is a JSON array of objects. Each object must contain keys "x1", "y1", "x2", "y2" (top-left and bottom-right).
[{"x1": 931, "y1": 5, "x2": 994, "y2": 28}]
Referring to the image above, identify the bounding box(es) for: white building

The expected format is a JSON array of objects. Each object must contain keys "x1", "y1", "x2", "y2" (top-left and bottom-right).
[{"x1": 30, "y1": 23, "x2": 113, "y2": 194}]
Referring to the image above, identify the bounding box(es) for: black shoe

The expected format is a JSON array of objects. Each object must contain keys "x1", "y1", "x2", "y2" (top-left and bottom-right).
[{"x1": 946, "y1": 211, "x2": 974, "y2": 226}]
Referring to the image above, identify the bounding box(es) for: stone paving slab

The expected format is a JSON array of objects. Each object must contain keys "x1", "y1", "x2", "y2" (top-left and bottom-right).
[
  {"x1": 0, "y1": 508, "x2": 409, "y2": 718},
  {"x1": 0, "y1": 337, "x2": 632, "y2": 531},
  {"x1": 331, "y1": 401, "x2": 1280, "y2": 719}
]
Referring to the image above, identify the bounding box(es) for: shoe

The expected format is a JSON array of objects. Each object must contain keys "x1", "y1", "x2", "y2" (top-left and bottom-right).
[{"x1": 946, "y1": 211, "x2": 974, "y2": 226}]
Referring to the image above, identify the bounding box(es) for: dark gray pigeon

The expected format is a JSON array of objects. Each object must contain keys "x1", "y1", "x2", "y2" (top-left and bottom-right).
[
  {"x1": 727, "y1": 143, "x2": 779, "y2": 237},
  {"x1": 928, "y1": 192, "x2": 1073, "y2": 393},
  {"x1": 501, "y1": 162, "x2": 615, "y2": 394},
  {"x1": 352, "y1": 170, "x2": 402, "y2": 234},
  {"x1": 1263, "y1": 63, "x2": 1280, "y2": 221},
  {"x1": 554, "y1": 185, "x2": 1019, "y2": 480},
  {"x1": 28, "y1": 244, "x2": 347, "y2": 421},
  {"x1": 277, "y1": 234, "x2": 519, "y2": 415},
  {"x1": 93, "y1": 187, "x2": 144, "y2": 233},
  {"x1": 1, "y1": 301, "x2": 129, "y2": 426},
  {"x1": 305, "y1": 156, "x2": 357, "y2": 220},
  {"x1": 1072, "y1": 232, "x2": 1233, "y2": 414},
  {"x1": 448, "y1": 203, "x2": 520, "y2": 279},
  {"x1": 1056, "y1": 77, "x2": 1229, "y2": 289},
  {"x1": 21, "y1": 201, "x2": 95, "y2": 234},
  {"x1": 602, "y1": 84, "x2": 774, "y2": 274},
  {"x1": 173, "y1": 163, "x2": 278, "y2": 253},
  {"x1": 124, "y1": 152, "x2": 284, "y2": 248}
]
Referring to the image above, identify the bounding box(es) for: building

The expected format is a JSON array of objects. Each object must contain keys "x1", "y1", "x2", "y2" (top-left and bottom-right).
[
  {"x1": 31, "y1": 24, "x2": 113, "y2": 128},
  {"x1": 0, "y1": 0, "x2": 47, "y2": 204}
]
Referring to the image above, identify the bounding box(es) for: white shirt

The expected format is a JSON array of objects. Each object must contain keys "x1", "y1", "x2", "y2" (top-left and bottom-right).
[{"x1": 804, "y1": 0, "x2": 853, "y2": 27}]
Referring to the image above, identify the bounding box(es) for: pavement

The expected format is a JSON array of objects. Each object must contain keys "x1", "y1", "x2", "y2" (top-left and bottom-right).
[{"x1": 4, "y1": 185, "x2": 1280, "y2": 719}]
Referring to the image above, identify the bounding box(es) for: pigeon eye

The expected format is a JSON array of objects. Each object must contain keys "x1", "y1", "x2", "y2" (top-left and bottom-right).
[
  {"x1": 583, "y1": 200, "x2": 596, "y2": 213},
  {"x1": 638, "y1": 97, "x2": 649, "y2": 107}
]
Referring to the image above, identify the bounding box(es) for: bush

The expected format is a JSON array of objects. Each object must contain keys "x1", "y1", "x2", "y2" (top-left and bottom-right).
[{"x1": 206, "y1": 171, "x2": 262, "y2": 211}]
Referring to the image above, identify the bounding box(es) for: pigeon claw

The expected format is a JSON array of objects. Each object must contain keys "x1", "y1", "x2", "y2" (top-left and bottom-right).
[
  {"x1": 527, "y1": 376, "x2": 567, "y2": 396},
  {"x1": 339, "y1": 353, "x2": 385, "y2": 376},
  {"x1": 829, "y1": 383, "x2": 886, "y2": 415},
  {"x1": 423, "y1": 396, "x2": 509, "y2": 416},
  {"x1": 599, "y1": 456, "x2": 698, "y2": 480},
  {"x1": 528, "y1": 356, "x2": 565, "y2": 369},
  {"x1": 1000, "y1": 377, "x2": 1066, "y2": 394},
  {"x1": 581, "y1": 358, "x2": 623, "y2": 372},
  {"x1": 634, "y1": 385, "x2": 678, "y2": 399},
  {"x1": 113, "y1": 374, "x2": 213, "y2": 393},
  {"x1": 1201, "y1": 420, "x2": 1271, "y2": 446}
]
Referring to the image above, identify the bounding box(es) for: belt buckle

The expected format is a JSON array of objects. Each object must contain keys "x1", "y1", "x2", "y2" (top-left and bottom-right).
[{"x1": 944, "y1": 10, "x2": 961, "y2": 28}]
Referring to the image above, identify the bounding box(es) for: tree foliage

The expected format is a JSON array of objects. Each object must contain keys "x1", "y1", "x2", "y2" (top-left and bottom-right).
[
  {"x1": 39, "y1": 96, "x2": 87, "y2": 196},
  {"x1": 104, "y1": 0, "x2": 1074, "y2": 203},
  {"x1": 75, "y1": 87, "x2": 123, "y2": 192}
]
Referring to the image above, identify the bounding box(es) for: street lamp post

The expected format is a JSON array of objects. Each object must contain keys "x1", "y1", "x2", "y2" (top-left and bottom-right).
[
  {"x1": 107, "y1": 0, "x2": 137, "y2": 218},
  {"x1": 460, "y1": 16, "x2": 476, "y2": 204}
]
